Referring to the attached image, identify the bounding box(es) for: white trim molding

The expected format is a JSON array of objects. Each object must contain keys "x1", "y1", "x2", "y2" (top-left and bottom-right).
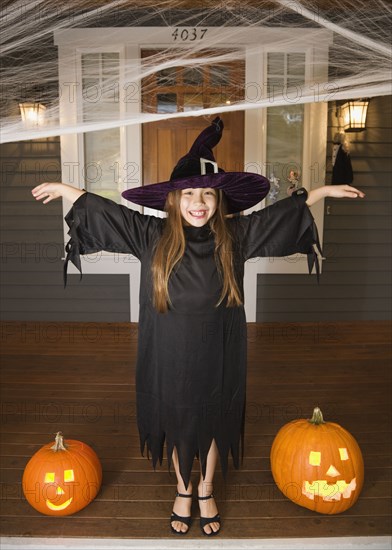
[{"x1": 2, "y1": 536, "x2": 391, "y2": 550}]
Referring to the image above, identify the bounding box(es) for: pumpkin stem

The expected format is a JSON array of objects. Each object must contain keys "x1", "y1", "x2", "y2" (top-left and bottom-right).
[
  {"x1": 308, "y1": 407, "x2": 325, "y2": 425},
  {"x1": 50, "y1": 432, "x2": 68, "y2": 451}
]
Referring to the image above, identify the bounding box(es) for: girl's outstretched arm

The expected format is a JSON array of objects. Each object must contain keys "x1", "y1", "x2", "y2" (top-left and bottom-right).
[
  {"x1": 306, "y1": 184, "x2": 365, "y2": 206},
  {"x1": 31, "y1": 182, "x2": 85, "y2": 204},
  {"x1": 31, "y1": 183, "x2": 162, "y2": 285}
]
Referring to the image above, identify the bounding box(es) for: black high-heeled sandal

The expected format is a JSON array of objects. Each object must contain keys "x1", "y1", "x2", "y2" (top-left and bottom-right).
[
  {"x1": 170, "y1": 491, "x2": 193, "y2": 535},
  {"x1": 197, "y1": 493, "x2": 221, "y2": 536}
]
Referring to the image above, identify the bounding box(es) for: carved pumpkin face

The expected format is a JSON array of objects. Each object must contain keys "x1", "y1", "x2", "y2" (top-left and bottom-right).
[
  {"x1": 270, "y1": 408, "x2": 364, "y2": 514},
  {"x1": 23, "y1": 433, "x2": 102, "y2": 516},
  {"x1": 43, "y1": 468, "x2": 76, "y2": 512},
  {"x1": 302, "y1": 446, "x2": 358, "y2": 503}
]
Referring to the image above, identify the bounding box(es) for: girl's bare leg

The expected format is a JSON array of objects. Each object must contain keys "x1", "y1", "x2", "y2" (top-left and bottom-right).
[
  {"x1": 170, "y1": 447, "x2": 193, "y2": 533},
  {"x1": 198, "y1": 439, "x2": 220, "y2": 534}
]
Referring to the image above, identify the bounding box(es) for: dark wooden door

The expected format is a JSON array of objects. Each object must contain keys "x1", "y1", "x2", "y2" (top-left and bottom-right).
[{"x1": 141, "y1": 50, "x2": 245, "y2": 185}]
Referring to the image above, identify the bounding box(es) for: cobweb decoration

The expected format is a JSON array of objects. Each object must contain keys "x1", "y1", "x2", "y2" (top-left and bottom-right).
[{"x1": 0, "y1": 0, "x2": 391, "y2": 143}]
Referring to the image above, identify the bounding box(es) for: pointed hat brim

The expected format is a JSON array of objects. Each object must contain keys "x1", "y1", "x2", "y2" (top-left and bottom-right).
[
  {"x1": 122, "y1": 117, "x2": 270, "y2": 213},
  {"x1": 122, "y1": 172, "x2": 269, "y2": 214}
]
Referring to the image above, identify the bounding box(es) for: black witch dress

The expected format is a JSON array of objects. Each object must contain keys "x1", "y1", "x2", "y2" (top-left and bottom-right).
[{"x1": 64, "y1": 187, "x2": 320, "y2": 489}]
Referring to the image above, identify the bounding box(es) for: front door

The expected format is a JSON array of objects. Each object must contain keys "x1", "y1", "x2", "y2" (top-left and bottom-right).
[{"x1": 141, "y1": 50, "x2": 245, "y2": 186}]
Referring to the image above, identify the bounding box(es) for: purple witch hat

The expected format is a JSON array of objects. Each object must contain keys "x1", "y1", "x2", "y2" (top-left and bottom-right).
[{"x1": 122, "y1": 117, "x2": 269, "y2": 214}]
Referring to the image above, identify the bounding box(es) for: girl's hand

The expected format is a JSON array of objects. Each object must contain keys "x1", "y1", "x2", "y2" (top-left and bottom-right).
[
  {"x1": 32, "y1": 183, "x2": 86, "y2": 204},
  {"x1": 324, "y1": 184, "x2": 365, "y2": 199},
  {"x1": 31, "y1": 183, "x2": 63, "y2": 204},
  {"x1": 306, "y1": 185, "x2": 365, "y2": 206}
]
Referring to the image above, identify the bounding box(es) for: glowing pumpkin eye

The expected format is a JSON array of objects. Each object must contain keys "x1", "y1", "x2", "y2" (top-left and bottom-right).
[
  {"x1": 309, "y1": 451, "x2": 321, "y2": 466},
  {"x1": 44, "y1": 472, "x2": 55, "y2": 483},
  {"x1": 64, "y1": 469, "x2": 74, "y2": 482},
  {"x1": 339, "y1": 448, "x2": 349, "y2": 461}
]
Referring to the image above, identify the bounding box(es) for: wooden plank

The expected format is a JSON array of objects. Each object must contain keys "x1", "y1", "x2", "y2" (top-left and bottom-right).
[
  {"x1": 0, "y1": 364, "x2": 389, "y2": 390},
  {"x1": 324, "y1": 229, "x2": 391, "y2": 245},
  {"x1": 0, "y1": 273, "x2": 131, "y2": 286},
  {"x1": 0, "y1": 187, "x2": 58, "y2": 202},
  {"x1": 0, "y1": 158, "x2": 62, "y2": 172},
  {"x1": 0, "y1": 140, "x2": 60, "y2": 158},
  {"x1": 257, "y1": 311, "x2": 390, "y2": 322},
  {"x1": 2, "y1": 231, "x2": 64, "y2": 244},
  {"x1": 4, "y1": 285, "x2": 130, "y2": 300},
  {"x1": 325, "y1": 215, "x2": 391, "y2": 231},
  {"x1": 1, "y1": 423, "x2": 390, "y2": 445},
  {"x1": 259, "y1": 272, "x2": 391, "y2": 285},
  {"x1": 0, "y1": 311, "x2": 133, "y2": 322},
  {"x1": 323, "y1": 200, "x2": 391, "y2": 216},
  {"x1": 2, "y1": 465, "x2": 390, "y2": 486},
  {"x1": 0, "y1": 171, "x2": 62, "y2": 188},
  {"x1": 323, "y1": 245, "x2": 391, "y2": 259},
  {"x1": 2, "y1": 480, "x2": 390, "y2": 503},
  {"x1": 336, "y1": 158, "x2": 392, "y2": 173},
  {"x1": 256, "y1": 298, "x2": 389, "y2": 313},
  {"x1": 2, "y1": 498, "x2": 391, "y2": 521},
  {"x1": 1, "y1": 320, "x2": 389, "y2": 346},
  {"x1": 0, "y1": 202, "x2": 62, "y2": 216},
  {"x1": 327, "y1": 126, "x2": 392, "y2": 143},
  {"x1": 326, "y1": 143, "x2": 392, "y2": 157},
  {"x1": 1, "y1": 441, "x2": 390, "y2": 461},
  {"x1": 0, "y1": 299, "x2": 130, "y2": 313},
  {"x1": 258, "y1": 284, "x2": 391, "y2": 299},
  {"x1": 323, "y1": 257, "x2": 391, "y2": 271},
  {"x1": 1, "y1": 230, "x2": 66, "y2": 243},
  {"x1": 1, "y1": 215, "x2": 66, "y2": 231},
  {"x1": 335, "y1": 173, "x2": 392, "y2": 187},
  {"x1": 0, "y1": 258, "x2": 64, "y2": 272},
  {"x1": 3, "y1": 453, "x2": 392, "y2": 474}
]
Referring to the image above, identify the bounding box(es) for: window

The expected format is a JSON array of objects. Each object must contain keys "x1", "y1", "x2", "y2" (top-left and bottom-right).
[
  {"x1": 141, "y1": 49, "x2": 244, "y2": 114},
  {"x1": 265, "y1": 52, "x2": 306, "y2": 205},
  {"x1": 82, "y1": 52, "x2": 122, "y2": 202}
]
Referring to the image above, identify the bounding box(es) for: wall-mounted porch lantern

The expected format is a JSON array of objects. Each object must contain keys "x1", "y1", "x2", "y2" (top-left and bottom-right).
[
  {"x1": 340, "y1": 99, "x2": 370, "y2": 132},
  {"x1": 19, "y1": 102, "x2": 46, "y2": 126}
]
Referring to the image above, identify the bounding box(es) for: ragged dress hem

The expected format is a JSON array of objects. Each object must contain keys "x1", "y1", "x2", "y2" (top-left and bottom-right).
[{"x1": 136, "y1": 391, "x2": 246, "y2": 490}]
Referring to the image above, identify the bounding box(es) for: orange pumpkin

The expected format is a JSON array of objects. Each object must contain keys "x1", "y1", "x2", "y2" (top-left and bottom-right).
[
  {"x1": 22, "y1": 432, "x2": 102, "y2": 516},
  {"x1": 270, "y1": 407, "x2": 364, "y2": 514}
]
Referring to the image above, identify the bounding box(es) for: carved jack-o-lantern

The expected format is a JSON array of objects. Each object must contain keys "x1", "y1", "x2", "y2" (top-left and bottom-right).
[
  {"x1": 270, "y1": 407, "x2": 364, "y2": 514},
  {"x1": 22, "y1": 432, "x2": 102, "y2": 516}
]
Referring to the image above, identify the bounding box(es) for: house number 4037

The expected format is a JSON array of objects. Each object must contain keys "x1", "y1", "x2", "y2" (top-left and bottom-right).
[{"x1": 171, "y1": 28, "x2": 208, "y2": 41}]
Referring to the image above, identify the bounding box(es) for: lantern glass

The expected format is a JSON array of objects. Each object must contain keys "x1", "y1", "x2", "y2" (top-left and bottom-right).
[
  {"x1": 19, "y1": 102, "x2": 46, "y2": 126},
  {"x1": 341, "y1": 99, "x2": 369, "y2": 132}
]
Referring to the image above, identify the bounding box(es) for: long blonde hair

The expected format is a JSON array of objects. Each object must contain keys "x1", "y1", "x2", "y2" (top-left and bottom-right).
[{"x1": 151, "y1": 189, "x2": 242, "y2": 313}]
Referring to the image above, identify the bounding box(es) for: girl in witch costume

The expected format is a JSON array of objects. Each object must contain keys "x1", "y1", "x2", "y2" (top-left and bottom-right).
[{"x1": 32, "y1": 117, "x2": 364, "y2": 536}]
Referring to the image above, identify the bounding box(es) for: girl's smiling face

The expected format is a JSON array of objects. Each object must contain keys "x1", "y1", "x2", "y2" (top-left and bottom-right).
[{"x1": 180, "y1": 187, "x2": 217, "y2": 227}]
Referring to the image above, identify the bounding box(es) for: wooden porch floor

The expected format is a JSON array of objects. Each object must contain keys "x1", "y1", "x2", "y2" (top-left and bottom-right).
[{"x1": 0, "y1": 321, "x2": 391, "y2": 539}]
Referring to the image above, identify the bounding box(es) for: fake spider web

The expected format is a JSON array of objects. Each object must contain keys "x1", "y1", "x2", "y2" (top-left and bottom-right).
[{"x1": 0, "y1": 0, "x2": 391, "y2": 144}]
